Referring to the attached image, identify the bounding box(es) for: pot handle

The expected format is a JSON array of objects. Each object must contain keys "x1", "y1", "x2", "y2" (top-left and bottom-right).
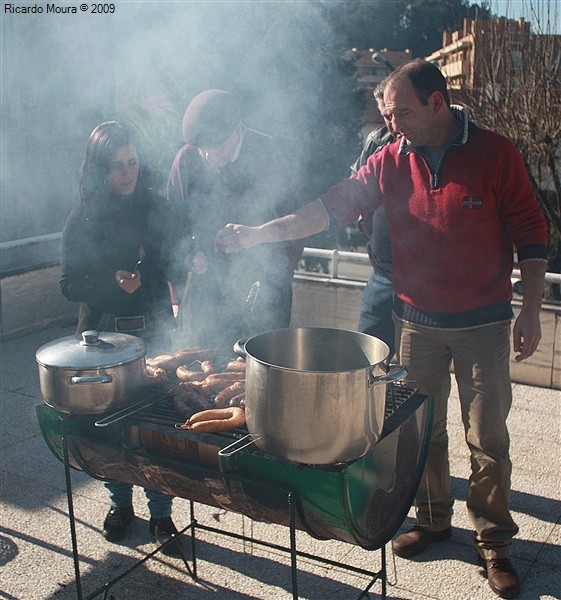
[
  {"x1": 233, "y1": 338, "x2": 248, "y2": 359},
  {"x1": 218, "y1": 433, "x2": 261, "y2": 457},
  {"x1": 368, "y1": 364, "x2": 407, "y2": 387},
  {"x1": 70, "y1": 375, "x2": 113, "y2": 385}
]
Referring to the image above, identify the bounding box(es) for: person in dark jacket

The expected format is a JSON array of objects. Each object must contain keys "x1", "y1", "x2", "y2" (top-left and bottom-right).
[
  {"x1": 60, "y1": 121, "x2": 181, "y2": 556},
  {"x1": 351, "y1": 81, "x2": 397, "y2": 357},
  {"x1": 167, "y1": 89, "x2": 305, "y2": 363}
]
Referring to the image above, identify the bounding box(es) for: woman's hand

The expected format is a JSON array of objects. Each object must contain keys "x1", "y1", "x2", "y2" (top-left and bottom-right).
[
  {"x1": 115, "y1": 270, "x2": 141, "y2": 294},
  {"x1": 183, "y1": 250, "x2": 208, "y2": 275}
]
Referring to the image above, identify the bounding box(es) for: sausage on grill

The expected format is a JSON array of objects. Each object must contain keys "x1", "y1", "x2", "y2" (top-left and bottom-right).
[
  {"x1": 171, "y1": 394, "x2": 196, "y2": 420},
  {"x1": 173, "y1": 348, "x2": 217, "y2": 363},
  {"x1": 168, "y1": 380, "x2": 202, "y2": 396},
  {"x1": 146, "y1": 354, "x2": 176, "y2": 370},
  {"x1": 228, "y1": 392, "x2": 245, "y2": 408},
  {"x1": 179, "y1": 406, "x2": 246, "y2": 432},
  {"x1": 148, "y1": 348, "x2": 216, "y2": 372},
  {"x1": 200, "y1": 360, "x2": 215, "y2": 374},
  {"x1": 146, "y1": 364, "x2": 169, "y2": 383},
  {"x1": 172, "y1": 390, "x2": 214, "y2": 413},
  {"x1": 226, "y1": 358, "x2": 246, "y2": 372},
  {"x1": 175, "y1": 365, "x2": 208, "y2": 382},
  {"x1": 214, "y1": 381, "x2": 245, "y2": 408},
  {"x1": 194, "y1": 372, "x2": 245, "y2": 395}
]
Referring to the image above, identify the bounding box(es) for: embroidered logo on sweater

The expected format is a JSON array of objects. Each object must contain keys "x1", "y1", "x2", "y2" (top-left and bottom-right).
[{"x1": 462, "y1": 196, "x2": 483, "y2": 209}]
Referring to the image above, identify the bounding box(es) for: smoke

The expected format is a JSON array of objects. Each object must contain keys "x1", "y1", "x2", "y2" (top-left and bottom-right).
[
  {"x1": 2, "y1": 1, "x2": 356, "y2": 352},
  {"x1": 110, "y1": 2, "x2": 340, "y2": 177},
  {"x1": 2, "y1": 1, "x2": 347, "y2": 241}
]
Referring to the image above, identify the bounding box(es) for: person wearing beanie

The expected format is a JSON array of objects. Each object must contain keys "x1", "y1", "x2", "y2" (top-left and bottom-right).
[{"x1": 167, "y1": 89, "x2": 305, "y2": 363}]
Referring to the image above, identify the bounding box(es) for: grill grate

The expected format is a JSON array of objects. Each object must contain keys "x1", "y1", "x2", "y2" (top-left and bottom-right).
[{"x1": 126, "y1": 381, "x2": 421, "y2": 439}]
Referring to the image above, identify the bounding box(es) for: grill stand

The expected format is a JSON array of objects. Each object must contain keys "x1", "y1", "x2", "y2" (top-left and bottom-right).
[{"x1": 59, "y1": 428, "x2": 388, "y2": 600}]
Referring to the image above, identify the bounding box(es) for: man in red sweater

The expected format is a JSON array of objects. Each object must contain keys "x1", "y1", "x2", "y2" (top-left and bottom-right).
[{"x1": 215, "y1": 60, "x2": 548, "y2": 599}]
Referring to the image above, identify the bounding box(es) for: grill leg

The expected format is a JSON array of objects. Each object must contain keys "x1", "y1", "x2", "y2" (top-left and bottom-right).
[
  {"x1": 356, "y1": 544, "x2": 387, "y2": 599},
  {"x1": 189, "y1": 500, "x2": 198, "y2": 580},
  {"x1": 288, "y1": 492, "x2": 298, "y2": 599},
  {"x1": 381, "y1": 544, "x2": 387, "y2": 598},
  {"x1": 62, "y1": 435, "x2": 83, "y2": 600}
]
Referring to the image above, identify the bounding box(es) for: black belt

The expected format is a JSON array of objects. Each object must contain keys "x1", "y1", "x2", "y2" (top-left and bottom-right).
[
  {"x1": 115, "y1": 315, "x2": 148, "y2": 332},
  {"x1": 98, "y1": 313, "x2": 150, "y2": 333}
]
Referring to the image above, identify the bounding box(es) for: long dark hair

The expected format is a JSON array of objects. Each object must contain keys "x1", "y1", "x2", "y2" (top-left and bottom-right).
[{"x1": 79, "y1": 121, "x2": 152, "y2": 211}]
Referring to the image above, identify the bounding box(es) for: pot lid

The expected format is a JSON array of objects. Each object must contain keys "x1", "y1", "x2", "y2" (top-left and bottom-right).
[{"x1": 36, "y1": 330, "x2": 146, "y2": 369}]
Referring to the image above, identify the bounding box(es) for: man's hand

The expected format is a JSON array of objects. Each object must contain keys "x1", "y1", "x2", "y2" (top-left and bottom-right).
[
  {"x1": 214, "y1": 200, "x2": 330, "y2": 254},
  {"x1": 513, "y1": 259, "x2": 547, "y2": 362},
  {"x1": 214, "y1": 224, "x2": 258, "y2": 253},
  {"x1": 115, "y1": 270, "x2": 141, "y2": 294},
  {"x1": 512, "y1": 309, "x2": 541, "y2": 362}
]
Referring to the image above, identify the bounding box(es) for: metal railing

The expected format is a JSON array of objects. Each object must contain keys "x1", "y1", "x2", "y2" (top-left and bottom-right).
[
  {"x1": 299, "y1": 247, "x2": 561, "y2": 286},
  {"x1": 1, "y1": 235, "x2": 561, "y2": 287},
  {"x1": 0, "y1": 233, "x2": 62, "y2": 276}
]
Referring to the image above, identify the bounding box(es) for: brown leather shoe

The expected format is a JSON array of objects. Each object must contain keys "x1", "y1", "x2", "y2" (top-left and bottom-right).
[
  {"x1": 478, "y1": 554, "x2": 520, "y2": 599},
  {"x1": 392, "y1": 525, "x2": 451, "y2": 558}
]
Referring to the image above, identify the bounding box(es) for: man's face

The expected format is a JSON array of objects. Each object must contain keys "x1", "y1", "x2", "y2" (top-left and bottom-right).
[
  {"x1": 382, "y1": 79, "x2": 439, "y2": 147},
  {"x1": 202, "y1": 122, "x2": 244, "y2": 169},
  {"x1": 376, "y1": 98, "x2": 397, "y2": 138}
]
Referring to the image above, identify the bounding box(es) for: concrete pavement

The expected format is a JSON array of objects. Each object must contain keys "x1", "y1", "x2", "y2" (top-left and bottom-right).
[{"x1": 1, "y1": 324, "x2": 560, "y2": 599}]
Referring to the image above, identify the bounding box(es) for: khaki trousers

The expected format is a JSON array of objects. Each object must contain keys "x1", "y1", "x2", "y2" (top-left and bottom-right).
[{"x1": 394, "y1": 318, "x2": 519, "y2": 558}]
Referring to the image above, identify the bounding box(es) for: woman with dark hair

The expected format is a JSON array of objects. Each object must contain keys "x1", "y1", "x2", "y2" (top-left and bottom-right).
[{"x1": 60, "y1": 121, "x2": 181, "y2": 556}]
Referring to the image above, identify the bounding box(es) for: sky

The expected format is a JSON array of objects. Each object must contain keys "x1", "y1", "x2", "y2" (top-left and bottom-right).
[{"x1": 491, "y1": 0, "x2": 561, "y2": 33}]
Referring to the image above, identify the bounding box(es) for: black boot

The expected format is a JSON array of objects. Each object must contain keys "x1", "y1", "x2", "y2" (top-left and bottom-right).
[
  {"x1": 149, "y1": 516, "x2": 181, "y2": 557},
  {"x1": 103, "y1": 506, "x2": 135, "y2": 542}
]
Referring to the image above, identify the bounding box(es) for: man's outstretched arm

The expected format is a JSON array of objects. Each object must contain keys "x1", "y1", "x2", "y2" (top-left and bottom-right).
[{"x1": 214, "y1": 199, "x2": 329, "y2": 253}]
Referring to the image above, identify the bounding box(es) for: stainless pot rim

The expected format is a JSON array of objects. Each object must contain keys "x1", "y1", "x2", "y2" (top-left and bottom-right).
[
  {"x1": 36, "y1": 330, "x2": 146, "y2": 370},
  {"x1": 236, "y1": 327, "x2": 391, "y2": 373}
]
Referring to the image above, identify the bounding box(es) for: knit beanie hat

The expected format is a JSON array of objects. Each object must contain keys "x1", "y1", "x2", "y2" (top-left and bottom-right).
[{"x1": 181, "y1": 89, "x2": 241, "y2": 149}]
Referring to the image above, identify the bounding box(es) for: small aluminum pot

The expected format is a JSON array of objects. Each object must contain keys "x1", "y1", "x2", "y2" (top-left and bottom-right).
[
  {"x1": 36, "y1": 330, "x2": 146, "y2": 414},
  {"x1": 235, "y1": 327, "x2": 407, "y2": 465}
]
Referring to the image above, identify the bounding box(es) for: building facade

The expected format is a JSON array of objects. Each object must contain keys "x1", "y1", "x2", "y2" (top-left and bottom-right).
[{"x1": 344, "y1": 48, "x2": 412, "y2": 130}]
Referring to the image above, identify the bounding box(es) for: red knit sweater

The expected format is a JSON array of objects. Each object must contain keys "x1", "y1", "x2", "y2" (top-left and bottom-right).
[{"x1": 322, "y1": 123, "x2": 548, "y2": 328}]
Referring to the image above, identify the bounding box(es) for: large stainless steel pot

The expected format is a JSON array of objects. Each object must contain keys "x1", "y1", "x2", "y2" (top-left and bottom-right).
[
  {"x1": 36, "y1": 330, "x2": 146, "y2": 414},
  {"x1": 234, "y1": 327, "x2": 407, "y2": 465}
]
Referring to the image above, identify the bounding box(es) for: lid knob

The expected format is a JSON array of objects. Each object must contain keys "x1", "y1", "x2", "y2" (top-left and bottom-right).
[{"x1": 81, "y1": 330, "x2": 101, "y2": 346}]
